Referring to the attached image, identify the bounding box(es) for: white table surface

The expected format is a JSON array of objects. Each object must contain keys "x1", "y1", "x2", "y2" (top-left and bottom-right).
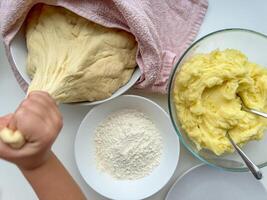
[{"x1": 0, "y1": 0, "x2": 267, "y2": 199}]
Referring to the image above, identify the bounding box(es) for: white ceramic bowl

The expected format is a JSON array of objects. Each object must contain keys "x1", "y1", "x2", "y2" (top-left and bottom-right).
[
  {"x1": 166, "y1": 164, "x2": 267, "y2": 200},
  {"x1": 75, "y1": 95, "x2": 180, "y2": 200},
  {"x1": 9, "y1": 24, "x2": 141, "y2": 106}
]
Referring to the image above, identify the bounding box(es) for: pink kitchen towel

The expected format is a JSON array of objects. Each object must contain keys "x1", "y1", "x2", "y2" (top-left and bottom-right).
[{"x1": 0, "y1": 0, "x2": 208, "y2": 93}]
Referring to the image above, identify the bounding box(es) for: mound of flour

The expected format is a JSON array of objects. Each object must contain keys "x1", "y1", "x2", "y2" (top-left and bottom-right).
[{"x1": 94, "y1": 109, "x2": 162, "y2": 180}]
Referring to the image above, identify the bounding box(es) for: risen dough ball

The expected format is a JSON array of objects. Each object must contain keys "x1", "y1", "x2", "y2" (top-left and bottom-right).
[
  {"x1": 174, "y1": 49, "x2": 267, "y2": 155},
  {"x1": 26, "y1": 5, "x2": 137, "y2": 103},
  {"x1": 0, "y1": 128, "x2": 25, "y2": 149}
]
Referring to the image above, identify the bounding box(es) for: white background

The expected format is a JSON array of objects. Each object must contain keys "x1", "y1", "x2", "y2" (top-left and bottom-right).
[{"x1": 1, "y1": 0, "x2": 267, "y2": 199}]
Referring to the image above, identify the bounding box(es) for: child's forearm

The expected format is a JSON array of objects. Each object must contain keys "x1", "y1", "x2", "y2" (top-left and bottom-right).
[{"x1": 20, "y1": 152, "x2": 86, "y2": 200}]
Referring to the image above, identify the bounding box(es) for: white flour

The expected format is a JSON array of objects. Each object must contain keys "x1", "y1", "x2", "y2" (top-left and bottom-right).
[{"x1": 94, "y1": 109, "x2": 162, "y2": 180}]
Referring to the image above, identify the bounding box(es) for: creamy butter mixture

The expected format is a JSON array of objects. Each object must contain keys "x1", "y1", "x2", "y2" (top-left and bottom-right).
[{"x1": 174, "y1": 49, "x2": 267, "y2": 155}]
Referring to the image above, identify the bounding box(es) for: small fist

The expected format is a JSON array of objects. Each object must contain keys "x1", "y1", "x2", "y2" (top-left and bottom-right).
[{"x1": 0, "y1": 91, "x2": 63, "y2": 170}]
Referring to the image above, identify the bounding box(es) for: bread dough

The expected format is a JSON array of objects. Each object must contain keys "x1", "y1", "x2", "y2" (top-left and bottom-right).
[
  {"x1": 174, "y1": 49, "x2": 267, "y2": 155},
  {"x1": 26, "y1": 5, "x2": 137, "y2": 103},
  {"x1": 0, "y1": 128, "x2": 25, "y2": 149}
]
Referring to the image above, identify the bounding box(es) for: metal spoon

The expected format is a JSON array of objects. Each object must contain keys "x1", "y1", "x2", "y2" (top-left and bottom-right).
[
  {"x1": 226, "y1": 131, "x2": 263, "y2": 180},
  {"x1": 223, "y1": 94, "x2": 264, "y2": 179},
  {"x1": 238, "y1": 94, "x2": 267, "y2": 118},
  {"x1": 234, "y1": 95, "x2": 266, "y2": 179},
  {"x1": 241, "y1": 103, "x2": 267, "y2": 118}
]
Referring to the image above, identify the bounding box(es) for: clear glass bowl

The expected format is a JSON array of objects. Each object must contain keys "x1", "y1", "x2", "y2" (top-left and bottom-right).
[{"x1": 168, "y1": 29, "x2": 267, "y2": 172}]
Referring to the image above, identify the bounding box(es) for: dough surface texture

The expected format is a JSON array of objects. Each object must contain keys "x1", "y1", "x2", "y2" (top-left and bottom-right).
[
  {"x1": 0, "y1": 128, "x2": 25, "y2": 149},
  {"x1": 26, "y1": 5, "x2": 137, "y2": 103},
  {"x1": 174, "y1": 49, "x2": 267, "y2": 155}
]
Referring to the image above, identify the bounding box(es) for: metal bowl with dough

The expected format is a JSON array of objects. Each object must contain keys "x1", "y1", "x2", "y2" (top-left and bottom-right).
[{"x1": 9, "y1": 24, "x2": 141, "y2": 106}]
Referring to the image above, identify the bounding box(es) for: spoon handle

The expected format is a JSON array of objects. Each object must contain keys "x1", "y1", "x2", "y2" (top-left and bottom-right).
[
  {"x1": 227, "y1": 134, "x2": 263, "y2": 180},
  {"x1": 242, "y1": 106, "x2": 267, "y2": 118}
]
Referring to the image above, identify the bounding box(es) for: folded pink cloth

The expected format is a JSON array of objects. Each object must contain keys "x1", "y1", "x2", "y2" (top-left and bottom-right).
[{"x1": 0, "y1": 0, "x2": 208, "y2": 93}]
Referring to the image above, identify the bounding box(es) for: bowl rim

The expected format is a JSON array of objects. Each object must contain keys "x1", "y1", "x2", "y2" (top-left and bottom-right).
[
  {"x1": 167, "y1": 28, "x2": 267, "y2": 172},
  {"x1": 165, "y1": 163, "x2": 267, "y2": 200}
]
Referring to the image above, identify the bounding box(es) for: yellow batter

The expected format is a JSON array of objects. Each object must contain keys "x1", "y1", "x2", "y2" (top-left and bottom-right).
[{"x1": 174, "y1": 49, "x2": 267, "y2": 155}]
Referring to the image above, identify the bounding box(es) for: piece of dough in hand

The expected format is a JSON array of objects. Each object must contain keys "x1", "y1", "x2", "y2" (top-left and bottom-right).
[{"x1": 0, "y1": 128, "x2": 25, "y2": 149}]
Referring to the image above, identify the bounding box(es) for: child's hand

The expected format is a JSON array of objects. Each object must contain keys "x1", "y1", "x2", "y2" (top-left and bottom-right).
[{"x1": 0, "y1": 91, "x2": 62, "y2": 170}]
